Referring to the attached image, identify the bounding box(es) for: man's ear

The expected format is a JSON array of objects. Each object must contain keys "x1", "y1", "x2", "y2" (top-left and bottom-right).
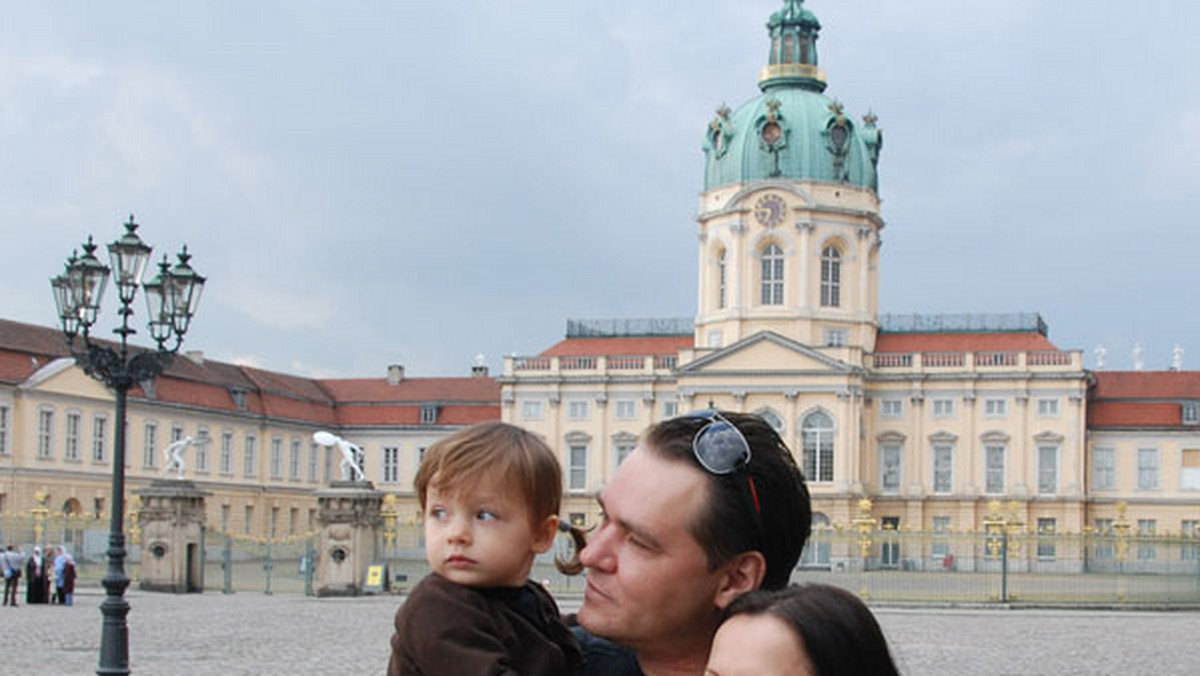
[
  {"x1": 713, "y1": 550, "x2": 766, "y2": 610},
  {"x1": 531, "y1": 515, "x2": 560, "y2": 554}
]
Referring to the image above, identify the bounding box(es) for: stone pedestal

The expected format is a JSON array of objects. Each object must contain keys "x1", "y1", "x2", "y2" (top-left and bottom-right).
[
  {"x1": 135, "y1": 479, "x2": 210, "y2": 593},
  {"x1": 315, "y1": 481, "x2": 384, "y2": 597}
]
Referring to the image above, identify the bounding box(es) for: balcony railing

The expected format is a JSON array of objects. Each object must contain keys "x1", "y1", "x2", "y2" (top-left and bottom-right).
[
  {"x1": 870, "y1": 350, "x2": 1082, "y2": 372},
  {"x1": 508, "y1": 354, "x2": 679, "y2": 375}
]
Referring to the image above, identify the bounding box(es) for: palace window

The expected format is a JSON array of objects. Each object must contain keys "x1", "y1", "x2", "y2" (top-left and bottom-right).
[
  {"x1": 0, "y1": 404, "x2": 9, "y2": 455},
  {"x1": 421, "y1": 405, "x2": 439, "y2": 425},
  {"x1": 1038, "y1": 446, "x2": 1058, "y2": 494},
  {"x1": 1137, "y1": 519, "x2": 1157, "y2": 561},
  {"x1": 1182, "y1": 520, "x2": 1199, "y2": 561},
  {"x1": 1182, "y1": 449, "x2": 1200, "y2": 490},
  {"x1": 718, "y1": 249, "x2": 728, "y2": 309},
  {"x1": 569, "y1": 443, "x2": 588, "y2": 491},
  {"x1": 933, "y1": 444, "x2": 954, "y2": 494},
  {"x1": 933, "y1": 399, "x2": 955, "y2": 418},
  {"x1": 824, "y1": 328, "x2": 848, "y2": 347},
  {"x1": 308, "y1": 443, "x2": 320, "y2": 482},
  {"x1": 801, "y1": 412, "x2": 835, "y2": 483},
  {"x1": 1037, "y1": 398, "x2": 1060, "y2": 417},
  {"x1": 1183, "y1": 402, "x2": 1199, "y2": 425},
  {"x1": 1137, "y1": 448, "x2": 1159, "y2": 489},
  {"x1": 1037, "y1": 518, "x2": 1057, "y2": 560},
  {"x1": 615, "y1": 400, "x2": 637, "y2": 420},
  {"x1": 932, "y1": 517, "x2": 952, "y2": 559},
  {"x1": 244, "y1": 435, "x2": 258, "y2": 477},
  {"x1": 820, "y1": 246, "x2": 841, "y2": 307},
  {"x1": 143, "y1": 421, "x2": 158, "y2": 467},
  {"x1": 662, "y1": 401, "x2": 678, "y2": 419},
  {"x1": 65, "y1": 411, "x2": 81, "y2": 461},
  {"x1": 615, "y1": 440, "x2": 636, "y2": 467},
  {"x1": 1092, "y1": 518, "x2": 1114, "y2": 560},
  {"x1": 522, "y1": 400, "x2": 545, "y2": 420},
  {"x1": 985, "y1": 445, "x2": 1006, "y2": 494},
  {"x1": 270, "y1": 438, "x2": 283, "y2": 480},
  {"x1": 195, "y1": 429, "x2": 210, "y2": 472},
  {"x1": 244, "y1": 506, "x2": 254, "y2": 535},
  {"x1": 880, "y1": 399, "x2": 903, "y2": 418},
  {"x1": 760, "y1": 244, "x2": 784, "y2": 305},
  {"x1": 38, "y1": 408, "x2": 55, "y2": 459},
  {"x1": 984, "y1": 399, "x2": 1007, "y2": 417},
  {"x1": 290, "y1": 439, "x2": 301, "y2": 480},
  {"x1": 382, "y1": 447, "x2": 400, "y2": 484},
  {"x1": 92, "y1": 415, "x2": 107, "y2": 463},
  {"x1": 220, "y1": 432, "x2": 234, "y2": 475},
  {"x1": 880, "y1": 443, "x2": 902, "y2": 494},
  {"x1": 1092, "y1": 447, "x2": 1115, "y2": 489},
  {"x1": 568, "y1": 401, "x2": 590, "y2": 420}
]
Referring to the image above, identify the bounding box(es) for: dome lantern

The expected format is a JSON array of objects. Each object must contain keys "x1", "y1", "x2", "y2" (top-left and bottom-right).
[{"x1": 760, "y1": 0, "x2": 826, "y2": 92}]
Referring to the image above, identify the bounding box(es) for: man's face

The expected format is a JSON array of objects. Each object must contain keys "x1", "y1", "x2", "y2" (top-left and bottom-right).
[{"x1": 577, "y1": 447, "x2": 728, "y2": 654}]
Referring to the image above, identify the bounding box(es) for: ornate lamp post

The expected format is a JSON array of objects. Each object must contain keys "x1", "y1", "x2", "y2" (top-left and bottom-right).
[{"x1": 49, "y1": 215, "x2": 205, "y2": 676}]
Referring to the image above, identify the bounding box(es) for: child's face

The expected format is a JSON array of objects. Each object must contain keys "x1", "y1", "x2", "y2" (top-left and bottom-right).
[
  {"x1": 705, "y1": 613, "x2": 814, "y2": 676},
  {"x1": 423, "y1": 477, "x2": 557, "y2": 588}
]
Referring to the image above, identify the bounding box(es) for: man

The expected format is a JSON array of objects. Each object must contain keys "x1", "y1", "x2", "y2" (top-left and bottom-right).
[
  {"x1": 2, "y1": 544, "x2": 23, "y2": 607},
  {"x1": 573, "y1": 411, "x2": 812, "y2": 676}
]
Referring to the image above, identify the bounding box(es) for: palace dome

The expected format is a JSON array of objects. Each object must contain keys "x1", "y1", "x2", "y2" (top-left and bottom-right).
[{"x1": 703, "y1": 0, "x2": 882, "y2": 193}]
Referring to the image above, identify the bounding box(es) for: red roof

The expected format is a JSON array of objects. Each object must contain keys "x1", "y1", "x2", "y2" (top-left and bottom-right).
[
  {"x1": 321, "y1": 377, "x2": 499, "y2": 403},
  {"x1": 1088, "y1": 401, "x2": 1182, "y2": 428},
  {"x1": 541, "y1": 336, "x2": 692, "y2": 357},
  {"x1": 1091, "y1": 371, "x2": 1200, "y2": 399},
  {"x1": 875, "y1": 332, "x2": 1058, "y2": 353}
]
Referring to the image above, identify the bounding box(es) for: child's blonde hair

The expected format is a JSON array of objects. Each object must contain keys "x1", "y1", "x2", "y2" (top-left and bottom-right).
[{"x1": 414, "y1": 422, "x2": 561, "y2": 526}]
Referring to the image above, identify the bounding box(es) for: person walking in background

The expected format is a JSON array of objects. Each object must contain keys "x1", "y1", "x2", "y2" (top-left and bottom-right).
[
  {"x1": 61, "y1": 551, "x2": 76, "y2": 606},
  {"x1": 2, "y1": 545, "x2": 23, "y2": 607},
  {"x1": 44, "y1": 546, "x2": 57, "y2": 604},
  {"x1": 24, "y1": 546, "x2": 48, "y2": 604},
  {"x1": 53, "y1": 547, "x2": 71, "y2": 605}
]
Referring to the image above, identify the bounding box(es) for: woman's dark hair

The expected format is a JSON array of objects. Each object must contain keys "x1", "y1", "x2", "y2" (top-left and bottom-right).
[
  {"x1": 725, "y1": 584, "x2": 901, "y2": 676},
  {"x1": 642, "y1": 411, "x2": 811, "y2": 590}
]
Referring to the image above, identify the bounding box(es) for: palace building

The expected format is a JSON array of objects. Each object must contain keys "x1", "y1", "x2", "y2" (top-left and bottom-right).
[{"x1": 2, "y1": 1, "x2": 1196, "y2": 568}]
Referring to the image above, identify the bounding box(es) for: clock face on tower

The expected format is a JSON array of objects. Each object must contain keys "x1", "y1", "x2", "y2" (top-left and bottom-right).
[{"x1": 754, "y1": 194, "x2": 786, "y2": 227}]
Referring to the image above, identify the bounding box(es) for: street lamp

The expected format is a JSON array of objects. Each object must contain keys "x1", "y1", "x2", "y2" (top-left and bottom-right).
[{"x1": 50, "y1": 215, "x2": 205, "y2": 676}]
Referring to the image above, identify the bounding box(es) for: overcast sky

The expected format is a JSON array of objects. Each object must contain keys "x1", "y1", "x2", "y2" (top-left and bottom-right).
[{"x1": 2, "y1": 1, "x2": 1198, "y2": 378}]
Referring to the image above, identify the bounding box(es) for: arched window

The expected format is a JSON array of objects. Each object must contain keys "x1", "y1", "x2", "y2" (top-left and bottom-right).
[
  {"x1": 820, "y1": 246, "x2": 841, "y2": 307},
  {"x1": 755, "y1": 407, "x2": 785, "y2": 435},
  {"x1": 761, "y1": 244, "x2": 784, "y2": 305},
  {"x1": 801, "y1": 411, "x2": 834, "y2": 482},
  {"x1": 717, "y1": 249, "x2": 728, "y2": 309},
  {"x1": 782, "y1": 33, "x2": 796, "y2": 64}
]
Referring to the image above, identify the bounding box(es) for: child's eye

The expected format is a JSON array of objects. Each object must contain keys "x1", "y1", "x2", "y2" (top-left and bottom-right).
[
  {"x1": 476, "y1": 510, "x2": 498, "y2": 522},
  {"x1": 429, "y1": 507, "x2": 447, "y2": 520}
]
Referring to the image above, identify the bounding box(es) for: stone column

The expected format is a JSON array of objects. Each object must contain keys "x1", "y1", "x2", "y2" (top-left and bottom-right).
[
  {"x1": 135, "y1": 479, "x2": 210, "y2": 593},
  {"x1": 315, "y1": 480, "x2": 384, "y2": 597}
]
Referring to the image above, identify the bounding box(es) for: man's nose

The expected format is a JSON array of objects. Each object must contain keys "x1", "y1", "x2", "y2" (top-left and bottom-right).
[{"x1": 578, "y1": 522, "x2": 615, "y2": 571}]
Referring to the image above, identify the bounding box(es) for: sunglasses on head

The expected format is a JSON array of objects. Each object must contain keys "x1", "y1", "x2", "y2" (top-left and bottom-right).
[{"x1": 687, "y1": 409, "x2": 753, "y2": 475}]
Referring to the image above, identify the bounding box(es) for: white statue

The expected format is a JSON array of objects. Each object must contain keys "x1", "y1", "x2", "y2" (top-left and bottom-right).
[
  {"x1": 313, "y1": 431, "x2": 365, "y2": 482},
  {"x1": 1133, "y1": 343, "x2": 1145, "y2": 371},
  {"x1": 1094, "y1": 344, "x2": 1106, "y2": 370},
  {"x1": 1172, "y1": 344, "x2": 1184, "y2": 371},
  {"x1": 162, "y1": 436, "x2": 209, "y2": 480}
]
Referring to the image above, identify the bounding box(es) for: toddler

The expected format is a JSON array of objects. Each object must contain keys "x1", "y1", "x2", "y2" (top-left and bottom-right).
[{"x1": 387, "y1": 422, "x2": 581, "y2": 676}]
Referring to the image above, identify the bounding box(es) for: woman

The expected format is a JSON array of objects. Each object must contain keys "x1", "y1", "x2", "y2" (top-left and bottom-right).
[
  {"x1": 705, "y1": 584, "x2": 902, "y2": 676},
  {"x1": 24, "y1": 547, "x2": 48, "y2": 604}
]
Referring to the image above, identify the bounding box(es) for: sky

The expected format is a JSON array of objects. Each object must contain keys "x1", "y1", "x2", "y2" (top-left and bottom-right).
[{"x1": 2, "y1": 0, "x2": 1198, "y2": 378}]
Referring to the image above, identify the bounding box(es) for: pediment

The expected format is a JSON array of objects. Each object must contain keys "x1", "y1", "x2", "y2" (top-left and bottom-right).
[
  {"x1": 20, "y1": 357, "x2": 114, "y2": 401},
  {"x1": 678, "y1": 331, "x2": 855, "y2": 375}
]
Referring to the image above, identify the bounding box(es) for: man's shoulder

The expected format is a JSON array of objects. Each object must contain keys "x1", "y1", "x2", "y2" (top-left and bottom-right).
[{"x1": 571, "y1": 625, "x2": 644, "y2": 676}]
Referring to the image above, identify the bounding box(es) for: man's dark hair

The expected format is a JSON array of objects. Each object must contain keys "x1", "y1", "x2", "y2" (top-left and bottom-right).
[
  {"x1": 642, "y1": 411, "x2": 811, "y2": 590},
  {"x1": 724, "y1": 584, "x2": 901, "y2": 676}
]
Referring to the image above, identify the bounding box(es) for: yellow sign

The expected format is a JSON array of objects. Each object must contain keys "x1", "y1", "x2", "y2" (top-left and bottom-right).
[{"x1": 365, "y1": 564, "x2": 386, "y2": 593}]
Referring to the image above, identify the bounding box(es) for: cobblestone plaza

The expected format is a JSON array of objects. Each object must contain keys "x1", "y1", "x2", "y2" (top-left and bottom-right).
[{"x1": 6, "y1": 589, "x2": 1198, "y2": 675}]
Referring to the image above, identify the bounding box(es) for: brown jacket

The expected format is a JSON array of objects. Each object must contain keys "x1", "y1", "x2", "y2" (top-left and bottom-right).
[{"x1": 388, "y1": 573, "x2": 581, "y2": 676}]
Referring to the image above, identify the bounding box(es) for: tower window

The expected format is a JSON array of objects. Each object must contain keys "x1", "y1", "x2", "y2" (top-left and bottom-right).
[
  {"x1": 761, "y1": 244, "x2": 784, "y2": 305},
  {"x1": 782, "y1": 33, "x2": 796, "y2": 64},
  {"x1": 718, "y1": 249, "x2": 728, "y2": 309},
  {"x1": 820, "y1": 246, "x2": 841, "y2": 307}
]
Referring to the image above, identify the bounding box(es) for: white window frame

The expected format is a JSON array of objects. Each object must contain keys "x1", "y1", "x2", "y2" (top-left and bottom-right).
[
  {"x1": 880, "y1": 443, "x2": 902, "y2": 494},
  {"x1": 171, "y1": 424, "x2": 185, "y2": 443},
  {"x1": 1036, "y1": 398, "x2": 1060, "y2": 417},
  {"x1": 761, "y1": 243, "x2": 784, "y2": 305},
  {"x1": 308, "y1": 442, "x2": 320, "y2": 482},
  {"x1": 662, "y1": 401, "x2": 678, "y2": 419},
  {"x1": 567, "y1": 401, "x2": 590, "y2": 420},
  {"x1": 64, "y1": 410, "x2": 81, "y2": 461},
  {"x1": 824, "y1": 328, "x2": 848, "y2": 347},
  {"x1": 1182, "y1": 519, "x2": 1200, "y2": 562},
  {"x1": 92, "y1": 414, "x2": 108, "y2": 463},
  {"x1": 1038, "y1": 445, "x2": 1058, "y2": 494},
  {"x1": 568, "y1": 443, "x2": 588, "y2": 492},
  {"x1": 985, "y1": 444, "x2": 1006, "y2": 495},
  {"x1": 270, "y1": 437, "x2": 284, "y2": 480},
  {"x1": 820, "y1": 246, "x2": 841, "y2": 307},
  {"x1": 382, "y1": 446, "x2": 400, "y2": 484},
  {"x1": 143, "y1": 420, "x2": 158, "y2": 467},
  {"x1": 984, "y1": 398, "x2": 1008, "y2": 418},
  {"x1": 1183, "y1": 402, "x2": 1199, "y2": 425},
  {"x1": 38, "y1": 407, "x2": 55, "y2": 459},
  {"x1": 880, "y1": 399, "x2": 903, "y2": 418},
  {"x1": 0, "y1": 403, "x2": 9, "y2": 455},
  {"x1": 615, "y1": 400, "x2": 637, "y2": 420},
  {"x1": 932, "y1": 444, "x2": 954, "y2": 494},
  {"x1": 420, "y1": 405, "x2": 439, "y2": 424},
  {"x1": 244, "y1": 434, "x2": 258, "y2": 478},
  {"x1": 1036, "y1": 518, "x2": 1057, "y2": 560},
  {"x1": 221, "y1": 431, "x2": 234, "y2": 475},
  {"x1": 932, "y1": 399, "x2": 955, "y2": 418},
  {"x1": 1093, "y1": 447, "x2": 1116, "y2": 490},
  {"x1": 195, "y1": 429, "x2": 210, "y2": 473},
  {"x1": 717, "y1": 249, "x2": 728, "y2": 310},
  {"x1": 522, "y1": 400, "x2": 545, "y2": 420},
  {"x1": 289, "y1": 439, "x2": 301, "y2": 480},
  {"x1": 706, "y1": 329, "x2": 723, "y2": 348},
  {"x1": 1137, "y1": 519, "x2": 1157, "y2": 560},
  {"x1": 802, "y1": 412, "x2": 835, "y2": 483},
  {"x1": 1137, "y1": 448, "x2": 1159, "y2": 490},
  {"x1": 1181, "y1": 449, "x2": 1200, "y2": 490},
  {"x1": 931, "y1": 516, "x2": 952, "y2": 559}
]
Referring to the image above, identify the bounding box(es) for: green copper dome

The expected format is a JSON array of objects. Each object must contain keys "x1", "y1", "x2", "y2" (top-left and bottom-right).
[{"x1": 703, "y1": 0, "x2": 882, "y2": 193}]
